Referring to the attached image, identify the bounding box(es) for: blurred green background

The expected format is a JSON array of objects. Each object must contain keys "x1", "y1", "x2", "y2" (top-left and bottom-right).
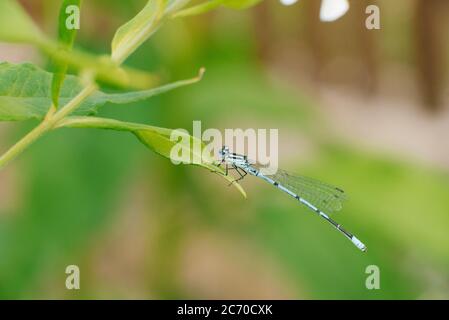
[{"x1": 1, "y1": 0, "x2": 449, "y2": 299}]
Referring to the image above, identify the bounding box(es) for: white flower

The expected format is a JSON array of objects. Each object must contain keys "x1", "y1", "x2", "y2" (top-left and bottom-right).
[
  {"x1": 319, "y1": 0, "x2": 349, "y2": 21},
  {"x1": 280, "y1": 0, "x2": 350, "y2": 22},
  {"x1": 280, "y1": 0, "x2": 299, "y2": 6}
]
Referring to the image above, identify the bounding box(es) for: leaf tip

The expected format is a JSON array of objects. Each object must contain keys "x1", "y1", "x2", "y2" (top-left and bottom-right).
[
  {"x1": 234, "y1": 182, "x2": 247, "y2": 199},
  {"x1": 197, "y1": 67, "x2": 206, "y2": 80}
]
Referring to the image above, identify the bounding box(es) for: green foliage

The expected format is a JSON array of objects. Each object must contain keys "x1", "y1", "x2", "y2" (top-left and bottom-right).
[
  {"x1": 0, "y1": 1, "x2": 157, "y2": 90},
  {"x1": 0, "y1": 0, "x2": 249, "y2": 196},
  {"x1": 0, "y1": 62, "x2": 203, "y2": 121}
]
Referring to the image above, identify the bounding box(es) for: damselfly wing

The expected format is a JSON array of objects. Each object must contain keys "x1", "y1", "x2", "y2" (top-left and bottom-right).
[{"x1": 267, "y1": 169, "x2": 347, "y2": 213}]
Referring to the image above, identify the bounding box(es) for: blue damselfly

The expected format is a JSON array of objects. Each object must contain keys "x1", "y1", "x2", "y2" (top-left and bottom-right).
[{"x1": 216, "y1": 146, "x2": 367, "y2": 252}]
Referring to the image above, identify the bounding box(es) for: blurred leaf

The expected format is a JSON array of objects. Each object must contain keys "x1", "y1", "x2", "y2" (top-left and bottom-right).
[
  {"x1": 165, "y1": 0, "x2": 192, "y2": 14},
  {"x1": 0, "y1": 0, "x2": 46, "y2": 45},
  {"x1": 173, "y1": 0, "x2": 262, "y2": 18},
  {"x1": 0, "y1": 0, "x2": 156, "y2": 89},
  {"x1": 172, "y1": 0, "x2": 223, "y2": 18},
  {"x1": 111, "y1": 0, "x2": 165, "y2": 64},
  {"x1": 222, "y1": 0, "x2": 263, "y2": 9},
  {"x1": 0, "y1": 62, "x2": 203, "y2": 121},
  {"x1": 51, "y1": 0, "x2": 82, "y2": 108},
  {"x1": 42, "y1": 43, "x2": 158, "y2": 90},
  {"x1": 57, "y1": 116, "x2": 247, "y2": 197}
]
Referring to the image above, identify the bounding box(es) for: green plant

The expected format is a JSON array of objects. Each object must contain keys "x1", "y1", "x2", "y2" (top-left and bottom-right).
[{"x1": 0, "y1": 0, "x2": 263, "y2": 197}]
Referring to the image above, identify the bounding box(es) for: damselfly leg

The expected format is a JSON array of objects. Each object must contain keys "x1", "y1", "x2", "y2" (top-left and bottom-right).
[
  {"x1": 210, "y1": 159, "x2": 248, "y2": 185},
  {"x1": 223, "y1": 163, "x2": 248, "y2": 185}
]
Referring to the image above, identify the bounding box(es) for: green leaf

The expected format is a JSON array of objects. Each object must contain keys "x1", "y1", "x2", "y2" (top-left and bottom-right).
[
  {"x1": 165, "y1": 0, "x2": 192, "y2": 14},
  {"x1": 0, "y1": 62, "x2": 203, "y2": 121},
  {"x1": 41, "y1": 43, "x2": 158, "y2": 90},
  {"x1": 0, "y1": 0, "x2": 46, "y2": 45},
  {"x1": 172, "y1": 0, "x2": 224, "y2": 18},
  {"x1": 51, "y1": 0, "x2": 82, "y2": 108},
  {"x1": 57, "y1": 0, "x2": 81, "y2": 47},
  {"x1": 98, "y1": 68, "x2": 205, "y2": 105},
  {"x1": 111, "y1": 0, "x2": 165, "y2": 64},
  {"x1": 222, "y1": 0, "x2": 262, "y2": 9},
  {"x1": 172, "y1": 0, "x2": 261, "y2": 18},
  {"x1": 57, "y1": 116, "x2": 247, "y2": 198}
]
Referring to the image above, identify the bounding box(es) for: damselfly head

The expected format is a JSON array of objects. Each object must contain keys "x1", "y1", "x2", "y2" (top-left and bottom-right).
[{"x1": 219, "y1": 146, "x2": 230, "y2": 159}]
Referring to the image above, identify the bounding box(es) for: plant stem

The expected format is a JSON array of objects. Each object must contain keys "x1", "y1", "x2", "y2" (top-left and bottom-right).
[
  {"x1": 0, "y1": 120, "x2": 51, "y2": 170},
  {"x1": 49, "y1": 83, "x2": 97, "y2": 124},
  {"x1": 0, "y1": 84, "x2": 96, "y2": 170}
]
